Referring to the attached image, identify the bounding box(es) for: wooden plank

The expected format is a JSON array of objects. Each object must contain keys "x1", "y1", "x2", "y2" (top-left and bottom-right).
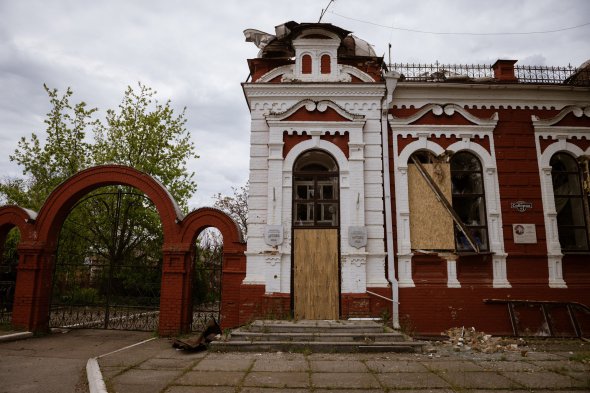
[
  {"x1": 410, "y1": 157, "x2": 480, "y2": 252},
  {"x1": 294, "y1": 229, "x2": 339, "y2": 320},
  {"x1": 408, "y1": 163, "x2": 455, "y2": 250}
]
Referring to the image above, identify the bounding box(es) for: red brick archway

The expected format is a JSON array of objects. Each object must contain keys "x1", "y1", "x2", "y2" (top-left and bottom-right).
[{"x1": 0, "y1": 165, "x2": 245, "y2": 335}]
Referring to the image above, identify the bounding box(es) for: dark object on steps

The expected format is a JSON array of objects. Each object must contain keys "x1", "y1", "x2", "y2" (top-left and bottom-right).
[{"x1": 172, "y1": 318, "x2": 222, "y2": 351}]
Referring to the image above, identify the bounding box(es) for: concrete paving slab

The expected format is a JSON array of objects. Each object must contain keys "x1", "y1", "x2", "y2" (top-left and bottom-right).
[
  {"x1": 175, "y1": 370, "x2": 245, "y2": 386},
  {"x1": 111, "y1": 383, "x2": 169, "y2": 393},
  {"x1": 137, "y1": 357, "x2": 194, "y2": 370},
  {"x1": 164, "y1": 386, "x2": 235, "y2": 393},
  {"x1": 243, "y1": 371, "x2": 310, "y2": 388},
  {"x1": 311, "y1": 372, "x2": 381, "y2": 389},
  {"x1": 192, "y1": 357, "x2": 253, "y2": 371},
  {"x1": 477, "y1": 360, "x2": 542, "y2": 372},
  {"x1": 501, "y1": 370, "x2": 590, "y2": 389},
  {"x1": 422, "y1": 359, "x2": 484, "y2": 371},
  {"x1": 310, "y1": 359, "x2": 368, "y2": 372},
  {"x1": 365, "y1": 359, "x2": 428, "y2": 372},
  {"x1": 110, "y1": 368, "x2": 183, "y2": 387},
  {"x1": 99, "y1": 365, "x2": 127, "y2": 380},
  {"x1": 440, "y1": 370, "x2": 522, "y2": 389},
  {"x1": 251, "y1": 357, "x2": 308, "y2": 372},
  {"x1": 240, "y1": 388, "x2": 311, "y2": 393},
  {"x1": 376, "y1": 371, "x2": 451, "y2": 389},
  {"x1": 0, "y1": 329, "x2": 151, "y2": 393},
  {"x1": 316, "y1": 389, "x2": 386, "y2": 393},
  {"x1": 530, "y1": 359, "x2": 590, "y2": 372}
]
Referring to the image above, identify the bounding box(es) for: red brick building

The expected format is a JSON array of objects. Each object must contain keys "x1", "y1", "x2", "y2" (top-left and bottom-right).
[{"x1": 239, "y1": 21, "x2": 590, "y2": 336}]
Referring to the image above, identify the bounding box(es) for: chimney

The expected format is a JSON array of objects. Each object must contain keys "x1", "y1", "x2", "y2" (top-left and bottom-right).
[{"x1": 492, "y1": 59, "x2": 518, "y2": 82}]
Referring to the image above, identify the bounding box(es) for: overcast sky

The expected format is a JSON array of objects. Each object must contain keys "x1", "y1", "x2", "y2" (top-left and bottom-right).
[{"x1": 1, "y1": 0, "x2": 588, "y2": 210}]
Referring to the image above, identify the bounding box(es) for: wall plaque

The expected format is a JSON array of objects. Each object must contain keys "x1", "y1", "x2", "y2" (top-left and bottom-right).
[
  {"x1": 264, "y1": 225, "x2": 283, "y2": 246},
  {"x1": 513, "y1": 224, "x2": 537, "y2": 244},
  {"x1": 348, "y1": 226, "x2": 367, "y2": 249},
  {"x1": 511, "y1": 201, "x2": 533, "y2": 212}
]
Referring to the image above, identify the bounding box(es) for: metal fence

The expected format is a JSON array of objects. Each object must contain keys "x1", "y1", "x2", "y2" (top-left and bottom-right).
[{"x1": 389, "y1": 62, "x2": 589, "y2": 86}]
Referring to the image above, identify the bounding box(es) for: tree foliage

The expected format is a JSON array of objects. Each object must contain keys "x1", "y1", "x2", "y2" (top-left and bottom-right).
[{"x1": 212, "y1": 181, "x2": 249, "y2": 239}]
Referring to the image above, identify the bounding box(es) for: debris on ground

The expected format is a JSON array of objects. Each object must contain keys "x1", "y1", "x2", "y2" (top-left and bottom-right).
[
  {"x1": 433, "y1": 326, "x2": 529, "y2": 354},
  {"x1": 171, "y1": 318, "x2": 222, "y2": 351}
]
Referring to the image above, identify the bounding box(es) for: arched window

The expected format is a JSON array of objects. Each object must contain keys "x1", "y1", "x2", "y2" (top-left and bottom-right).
[
  {"x1": 301, "y1": 54, "x2": 312, "y2": 74},
  {"x1": 293, "y1": 150, "x2": 339, "y2": 227},
  {"x1": 451, "y1": 152, "x2": 488, "y2": 251},
  {"x1": 320, "y1": 54, "x2": 331, "y2": 74},
  {"x1": 550, "y1": 153, "x2": 590, "y2": 251}
]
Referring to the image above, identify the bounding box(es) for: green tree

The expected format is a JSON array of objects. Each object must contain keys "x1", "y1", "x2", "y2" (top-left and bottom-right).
[
  {"x1": 212, "y1": 181, "x2": 248, "y2": 239},
  {"x1": 1, "y1": 83, "x2": 198, "y2": 308}
]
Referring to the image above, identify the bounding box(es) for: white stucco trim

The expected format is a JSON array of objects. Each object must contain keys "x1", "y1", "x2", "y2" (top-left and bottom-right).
[
  {"x1": 535, "y1": 137, "x2": 589, "y2": 288},
  {"x1": 390, "y1": 106, "x2": 509, "y2": 288}
]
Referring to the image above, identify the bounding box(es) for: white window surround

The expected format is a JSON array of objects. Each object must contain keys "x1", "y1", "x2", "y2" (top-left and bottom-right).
[
  {"x1": 533, "y1": 105, "x2": 590, "y2": 288},
  {"x1": 389, "y1": 103, "x2": 509, "y2": 288}
]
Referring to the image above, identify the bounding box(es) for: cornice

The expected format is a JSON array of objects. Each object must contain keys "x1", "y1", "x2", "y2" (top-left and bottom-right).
[
  {"x1": 242, "y1": 82, "x2": 386, "y2": 99},
  {"x1": 392, "y1": 82, "x2": 590, "y2": 110},
  {"x1": 389, "y1": 127, "x2": 493, "y2": 139}
]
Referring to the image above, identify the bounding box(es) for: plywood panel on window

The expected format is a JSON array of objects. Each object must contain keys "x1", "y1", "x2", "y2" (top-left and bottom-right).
[
  {"x1": 294, "y1": 229, "x2": 339, "y2": 320},
  {"x1": 408, "y1": 163, "x2": 455, "y2": 250}
]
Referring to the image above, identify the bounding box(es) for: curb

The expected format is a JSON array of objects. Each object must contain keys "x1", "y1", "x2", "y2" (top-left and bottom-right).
[
  {"x1": 87, "y1": 358, "x2": 108, "y2": 393},
  {"x1": 0, "y1": 331, "x2": 33, "y2": 343},
  {"x1": 86, "y1": 336, "x2": 157, "y2": 393}
]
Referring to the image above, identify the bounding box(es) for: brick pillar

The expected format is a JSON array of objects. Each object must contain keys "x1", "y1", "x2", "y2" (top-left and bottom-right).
[
  {"x1": 220, "y1": 249, "x2": 246, "y2": 329},
  {"x1": 492, "y1": 59, "x2": 518, "y2": 82},
  {"x1": 11, "y1": 243, "x2": 54, "y2": 332},
  {"x1": 159, "y1": 244, "x2": 193, "y2": 336}
]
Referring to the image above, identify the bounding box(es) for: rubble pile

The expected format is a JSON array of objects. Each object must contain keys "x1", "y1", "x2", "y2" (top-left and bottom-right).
[{"x1": 441, "y1": 326, "x2": 528, "y2": 354}]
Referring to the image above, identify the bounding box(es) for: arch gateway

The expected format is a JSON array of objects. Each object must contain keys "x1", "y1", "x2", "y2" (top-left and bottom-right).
[{"x1": 0, "y1": 165, "x2": 245, "y2": 335}]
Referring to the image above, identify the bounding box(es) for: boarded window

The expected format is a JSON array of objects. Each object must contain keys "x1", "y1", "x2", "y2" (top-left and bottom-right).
[
  {"x1": 302, "y1": 54, "x2": 312, "y2": 74},
  {"x1": 320, "y1": 54, "x2": 331, "y2": 74},
  {"x1": 408, "y1": 158, "x2": 455, "y2": 250}
]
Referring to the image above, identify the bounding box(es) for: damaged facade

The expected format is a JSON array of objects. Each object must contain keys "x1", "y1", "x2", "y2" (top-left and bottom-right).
[{"x1": 238, "y1": 21, "x2": 590, "y2": 335}]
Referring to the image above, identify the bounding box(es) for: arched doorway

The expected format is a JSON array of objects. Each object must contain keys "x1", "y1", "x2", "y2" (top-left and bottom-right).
[
  {"x1": 292, "y1": 149, "x2": 340, "y2": 319},
  {"x1": 191, "y1": 228, "x2": 223, "y2": 331},
  {"x1": 0, "y1": 227, "x2": 19, "y2": 326}
]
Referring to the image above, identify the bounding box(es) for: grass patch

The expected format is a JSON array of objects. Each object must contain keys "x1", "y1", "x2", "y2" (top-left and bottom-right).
[{"x1": 569, "y1": 352, "x2": 590, "y2": 363}]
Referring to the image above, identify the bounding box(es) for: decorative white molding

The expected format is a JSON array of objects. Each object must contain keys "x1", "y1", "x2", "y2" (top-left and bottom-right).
[
  {"x1": 492, "y1": 254, "x2": 511, "y2": 288},
  {"x1": 531, "y1": 105, "x2": 590, "y2": 126},
  {"x1": 535, "y1": 121, "x2": 590, "y2": 287},
  {"x1": 444, "y1": 255, "x2": 461, "y2": 288},
  {"x1": 389, "y1": 103, "x2": 498, "y2": 126},
  {"x1": 340, "y1": 64, "x2": 376, "y2": 82},
  {"x1": 392, "y1": 83, "x2": 590, "y2": 110},
  {"x1": 391, "y1": 106, "x2": 507, "y2": 285},
  {"x1": 548, "y1": 255, "x2": 567, "y2": 288},
  {"x1": 267, "y1": 99, "x2": 364, "y2": 121},
  {"x1": 257, "y1": 64, "x2": 294, "y2": 83},
  {"x1": 397, "y1": 254, "x2": 415, "y2": 287}
]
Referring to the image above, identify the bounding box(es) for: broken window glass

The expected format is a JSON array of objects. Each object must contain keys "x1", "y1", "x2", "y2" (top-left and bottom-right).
[
  {"x1": 451, "y1": 152, "x2": 489, "y2": 252},
  {"x1": 550, "y1": 153, "x2": 590, "y2": 251}
]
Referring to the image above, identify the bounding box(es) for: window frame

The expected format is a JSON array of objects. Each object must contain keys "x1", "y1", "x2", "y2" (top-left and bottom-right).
[{"x1": 550, "y1": 152, "x2": 590, "y2": 252}]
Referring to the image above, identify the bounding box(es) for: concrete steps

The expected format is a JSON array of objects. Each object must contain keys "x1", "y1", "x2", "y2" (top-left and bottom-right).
[{"x1": 210, "y1": 320, "x2": 425, "y2": 353}]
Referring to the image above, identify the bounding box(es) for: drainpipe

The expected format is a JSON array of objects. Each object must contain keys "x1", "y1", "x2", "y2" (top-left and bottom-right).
[{"x1": 381, "y1": 71, "x2": 400, "y2": 329}]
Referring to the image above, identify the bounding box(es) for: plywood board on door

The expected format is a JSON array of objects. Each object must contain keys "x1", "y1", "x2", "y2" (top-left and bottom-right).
[{"x1": 293, "y1": 228, "x2": 339, "y2": 320}]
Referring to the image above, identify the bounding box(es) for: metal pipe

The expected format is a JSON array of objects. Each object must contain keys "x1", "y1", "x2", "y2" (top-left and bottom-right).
[{"x1": 381, "y1": 72, "x2": 400, "y2": 329}]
